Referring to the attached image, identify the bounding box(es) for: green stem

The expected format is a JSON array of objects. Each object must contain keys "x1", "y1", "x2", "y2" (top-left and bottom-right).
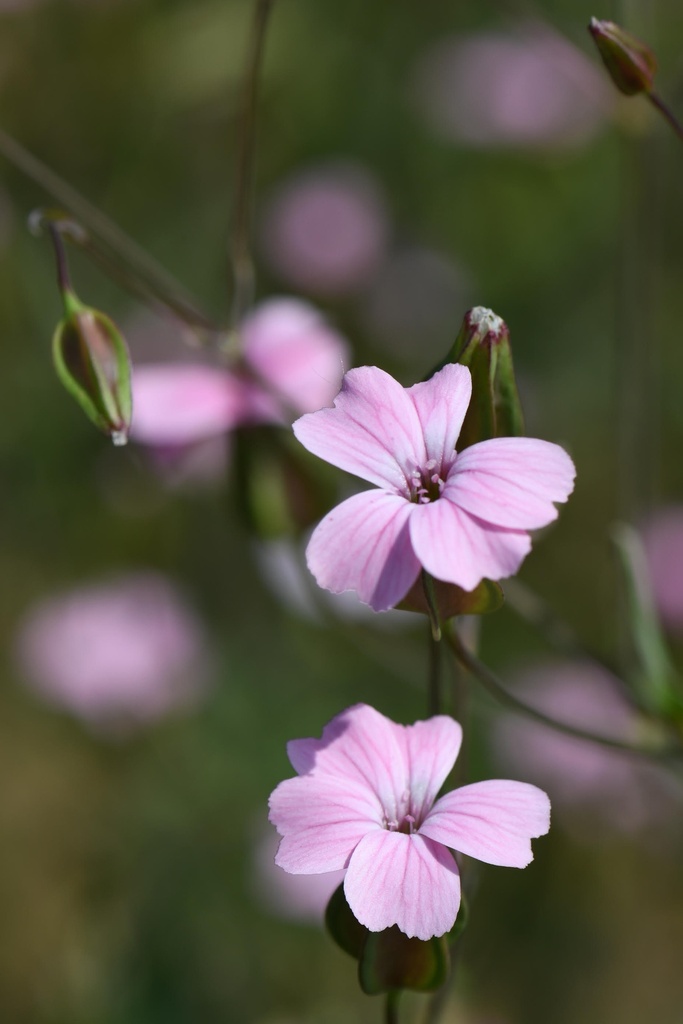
[
  {"x1": 385, "y1": 991, "x2": 401, "y2": 1024},
  {"x1": 421, "y1": 570, "x2": 441, "y2": 642},
  {"x1": 0, "y1": 126, "x2": 219, "y2": 333},
  {"x1": 47, "y1": 223, "x2": 71, "y2": 296},
  {"x1": 648, "y1": 91, "x2": 683, "y2": 144},
  {"x1": 445, "y1": 624, "x2": 682, "y2": 761},
  {"x1": 228, "y1": 0, "x2": 275, "y2": 332},
  {"x1": 423, "y1": 570, "x2": 443, "y2": 715},
  {"x1": 503, "y1": 580, "x2": 622, "y2": 678},
  {"x1": 428, "y1": 627, "x2": 443, "y2": 717}
]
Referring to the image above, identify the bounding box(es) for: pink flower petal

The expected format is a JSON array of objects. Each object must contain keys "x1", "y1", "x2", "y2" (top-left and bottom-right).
[
  {"x1": 131, "y1": 365, "x2": 248, "y2": 445},
  {"x1": 293, "y1": 366, "x2": 426, "y2": 491},
  {"x1": 270, "y1": 773, "x2": 381, "y2": 873},
  {"x1": 409, "y1": 499, "x2": 531, "y2": 591},
  {"x1": 306, "y1": 490, "x2": 421, "y2": 612},
  {"x1": 447, "y1": 437, "x2": 576, "y2": 530},
  {"x1": 407, "y1": 364, "x2": 472, "y2": 468},
  {"x1": 420, "y1": 780, "x2": 551, "y2": 867},
  {"x1": 241, "y1": 298, "x2": 350, "y2": 414},
  {"x1": 285, "y1": 704, "x2": 412, "y2": 825},
  {"x1": 344, "y1": 830, "x2": 461, "y2": 939},
  {"x1": 399, "y1": 716, "x2": 463, "y2": 823}
]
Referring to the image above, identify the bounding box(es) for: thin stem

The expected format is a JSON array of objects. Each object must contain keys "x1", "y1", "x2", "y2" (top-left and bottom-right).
[
  {"x1": 0, "y1": 126, "x2": 219, "y2": 333},
  {"x1": 648, "y1": 91, "x2": 683, "y2": 144},
  {"x1": 445, "y1": 624, "x2": 682, "y2": 761},
  {"x1": 385, "y1": 991, "x2": 401, "y2": 1024},
  {"x1": 428, "y1": 627, "x2": 443, "y2": 717},
  {"x1": 47, "y1": 224, "x2": 71, "y2": 295},
  {"x1": 228, "y1": 0, "x2": 275, "y2": 331},
  {"x1": 421, "y1": 570, "x2": 442, "y2": 642},
  {"x1": 503, "y1": 580, "x2": 622, "y2": 678}
]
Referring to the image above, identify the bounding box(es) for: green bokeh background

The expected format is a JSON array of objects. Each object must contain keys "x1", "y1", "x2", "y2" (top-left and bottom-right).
[{"x1": 2, "y1": 1, "x2": 683, "y2": 1022}]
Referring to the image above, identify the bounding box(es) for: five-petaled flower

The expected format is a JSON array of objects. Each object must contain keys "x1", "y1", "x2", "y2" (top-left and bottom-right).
[
  {"x1": 269, "y1": 704, "x2": 551, "y2": 940},
  {"x1": 293, "y1": 363, "x2": 575, "y2": 611}
]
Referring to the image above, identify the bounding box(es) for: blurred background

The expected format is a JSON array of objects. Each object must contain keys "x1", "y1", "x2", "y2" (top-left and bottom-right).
[{"x1": 2, "y1": 0, "x2": 683, "y2": 1021}]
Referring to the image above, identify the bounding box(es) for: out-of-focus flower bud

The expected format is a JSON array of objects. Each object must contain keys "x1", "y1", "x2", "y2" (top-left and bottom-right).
[
  {"x1": 440, "y1": 305, "x2": 524, "y2": 450},
  {"x1": 53, "y1": 290, "x2": 133, "y2": 445},
  {"x1": 588, "y1": 18, "x2": 656, "y2": 96}
]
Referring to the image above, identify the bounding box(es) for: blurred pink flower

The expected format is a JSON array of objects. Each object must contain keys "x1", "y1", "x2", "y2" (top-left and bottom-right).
[
  {"x1": 260, "y1": 163, "x2": 389, "y2": 296},
  {"x1": 15, "y1": 574, "x2": 208, "y2": 732},
  {"x1": 269, "y1": 703, "x2": 550, "y2": 940},
  {"x1": 253, "y1": 828, "x2": 345, "y2": 924},
  {"x1": 130, "y1": 298, "x2": 349, "y2": 448},
  {"x1": 494, "y1": 662, "x2": 679, "y2": 834},
  {"x1": 412, "y1": 24, "x2": 612, "y2": 150},
  {"x1": 131, "y1": 365, "x2": 256, "y2": 446},
  {"x1": 293, "y1": 364, "x2": 575, "y2": 611},
  {"x1": 642, "y1": 507, "x2": 683, "y2": 631}
]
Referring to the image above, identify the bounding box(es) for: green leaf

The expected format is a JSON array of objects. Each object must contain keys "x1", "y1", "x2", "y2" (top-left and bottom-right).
[{"x1": 612, "y1": 523, "x2": 683, "y2": 718}]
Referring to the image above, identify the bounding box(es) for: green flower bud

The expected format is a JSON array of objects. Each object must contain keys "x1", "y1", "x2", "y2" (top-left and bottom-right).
[
  {"x1": 325, "y1": 883, "x2": 450, "y2": 996},
  {"x1": 53, "y1": 290, "x2": 132, "y2": 445},
  {"x1": 447, "y1": 305, "x2": 524, "y2": 450},
  {"x1": 588, "y1": 17, "x2": 657, "y2": 96}
]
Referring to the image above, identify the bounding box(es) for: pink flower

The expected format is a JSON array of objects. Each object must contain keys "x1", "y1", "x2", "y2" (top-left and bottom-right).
[
  {"x1": 130, "y1": 298, "x2": 350, "y2": 447},
  {"x1": 269, "y1": 704, "x2": 550, "y2": 940},
  {"x1": 293, "y1": 364, "x2": 575, "y2": 612},
  {"x1": 15, "y1": 573, "x2": 209, "y2": 733},
  {"x1": 252, "y1": 828, "x2": 345, "y2": 924},
  {"x1": 260, "y1": 163, "x2": 389, "y2": 296},
  {"x1": 412, "y1": 24, "x2": 612, "y2": 151}
]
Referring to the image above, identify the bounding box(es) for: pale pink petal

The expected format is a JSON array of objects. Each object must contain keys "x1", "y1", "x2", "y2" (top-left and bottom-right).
[
  {"x1": 409, "y1": 499, "x2": 531, "y2": 591},
  {"x1": 446, "y1": 437, "x2": 576, "y2": 529},
  {"x1": 306, "y1": 491, "x2": 420, "y2": 612},
  {"x1": 242, "y1": 298, "x2": 350, "y2": 414},
  {"x1": 406, "y1": 364, "x2": 472, "y2": 467},
  {"x1": 269, "y1": 773, "x2": 381, "y2": 873},
  {"x1": 293, "y1": 366, "x2": 426, "y2": 491},
  {"x1": 420, "y1": 780, "x2": 550, "y2": 867},
  {"x1": 131, "y1": 365, "x2": 248, "y2": 445},
  {"x1": 399, "y1": 717, "x2": 463, "y2": 822},
  {"x1": 286, "y1": 704, "x2": 411, "y2": 825},
  {"x1": 344, "y1": 830, "x2": 461, "y2": 939}
]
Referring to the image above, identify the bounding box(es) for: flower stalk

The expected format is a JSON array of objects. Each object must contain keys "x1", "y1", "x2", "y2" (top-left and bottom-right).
[
  {"x1": 384, "y1": 991, "x2": 401, "y2": 1024},
  {"x1": 445, "y1": 623, "x2": 683, "y2": 761},
  {"x1": 228, "y1": 0, "x2": 276, "y2": 336}
]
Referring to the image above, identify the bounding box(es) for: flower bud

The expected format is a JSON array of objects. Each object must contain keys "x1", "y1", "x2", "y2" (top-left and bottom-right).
[
  {"x1": 325, "y1": 883, "x2": 450, "y2": 995},
  {"x1": 588, "y1": 18, "x2": 656, "y2": 96},
  {"x1": 446, "y1": 305, "x2": 524, "y2": 449},
  {"x1": 53, "y1": 291, "x2": 132, "y2": 445}
]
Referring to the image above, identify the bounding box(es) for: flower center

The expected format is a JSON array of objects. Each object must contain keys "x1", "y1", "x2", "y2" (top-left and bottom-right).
[
  {"x1": 407, "y1": 459, "x2": 446, "y2": 504},
  {"x1": 384, "y1": 813, "x2": 417, "y2": 835}
]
